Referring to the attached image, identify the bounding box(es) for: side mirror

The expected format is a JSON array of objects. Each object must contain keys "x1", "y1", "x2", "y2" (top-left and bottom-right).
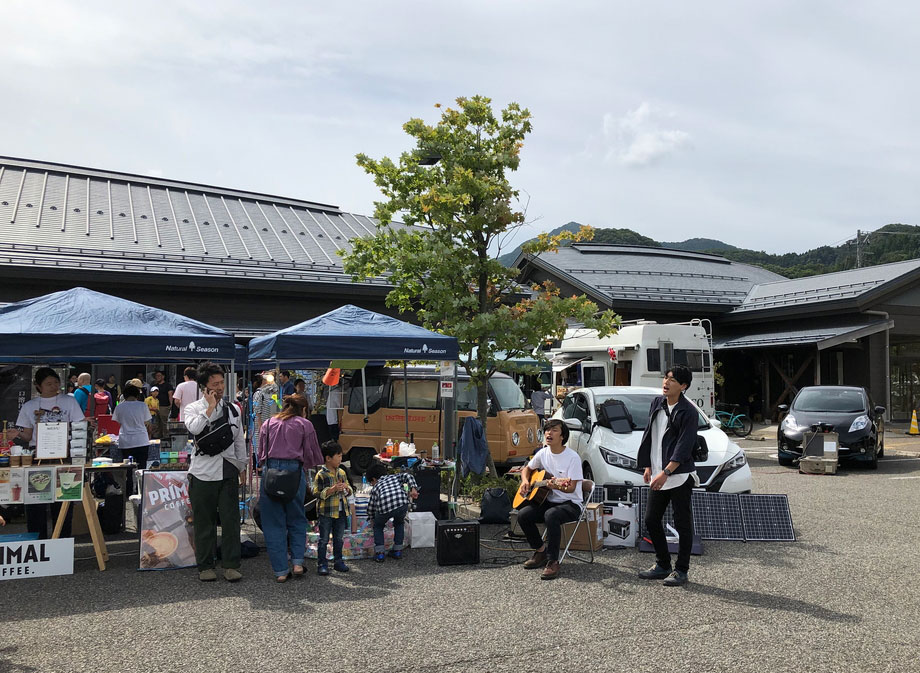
[
  {"x1": 710, "y1": 418, "x2": 722, "y2": 429},
  {"x1": 777, "y1": 404, "x2": 789, "y2": 413},
  {"x1": 563, "y1": 418, "x2": 583, "y2": 432},
  {"x1": 874, "y1": 406, "x2": 886, "y2": 415}
]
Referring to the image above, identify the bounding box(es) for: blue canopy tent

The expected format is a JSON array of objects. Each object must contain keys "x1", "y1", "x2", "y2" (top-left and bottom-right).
[
  {"x1": 248, "y1": 304, "x2": 460, "y2": 453},
  {"x1": 0, "y1": 287, "x2": 236, "y2": 363},
  {"x1": 248, "y1": 304, "x2": 458, "y2": 365}
]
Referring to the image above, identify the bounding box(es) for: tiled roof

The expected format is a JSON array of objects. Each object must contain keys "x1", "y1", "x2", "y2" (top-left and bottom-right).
[
  {"x1": 729, "y1": 259, "x2": 920, "y2": 314},
  {"x1": 525, "y1": 243, "x2": 784, "y2": 308},
  {"x1": 713, "y1": 318, "x2": 892, "y2": 350},
  {"x1": 0, "y1": 156, "x2": 393, "y2": 286}
]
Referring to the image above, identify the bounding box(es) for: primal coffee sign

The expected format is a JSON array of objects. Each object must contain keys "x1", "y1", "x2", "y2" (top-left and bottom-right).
[
  {"x1": 164, "y1": 340, "x2": 219, "y2": 354},
  {"x1": 0, "y1": 538, "x2": 74, "y2": 580}
]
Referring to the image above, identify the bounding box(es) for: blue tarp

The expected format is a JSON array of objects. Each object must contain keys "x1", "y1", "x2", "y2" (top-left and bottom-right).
[
  {"x1": 248, "y1": 304, "x2": 459, "y2": 365},
  {"x1": 0, "y1": 287, "x2": 236, "y2": 363}
]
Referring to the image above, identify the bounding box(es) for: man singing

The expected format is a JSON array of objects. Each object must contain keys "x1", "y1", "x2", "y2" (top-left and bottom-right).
[{"x1": 637, "y1": 364, "x2": 699, "y2": 587}]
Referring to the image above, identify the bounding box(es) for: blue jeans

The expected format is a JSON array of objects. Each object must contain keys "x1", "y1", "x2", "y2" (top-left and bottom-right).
[
  {"x1": 317, "y1": 515, "x2": 347, "y2": 564},
  {"x1": 259, "y1": 459, "x2": 307, "y2": 577},
  {"x1": 373, "y1": 504, "x2": 408, "y2": 553}
]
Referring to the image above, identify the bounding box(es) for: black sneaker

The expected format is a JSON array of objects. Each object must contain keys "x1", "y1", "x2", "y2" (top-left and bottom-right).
[
  {"x1": 663, "y1": 570, "x2": 688, "y2": 586},
  {"x1": 317, "y1": 563, "x2": 330, "y2": 576},
  {"x1": 638, "y1": 564, "x2": 672, "y2": 580}
]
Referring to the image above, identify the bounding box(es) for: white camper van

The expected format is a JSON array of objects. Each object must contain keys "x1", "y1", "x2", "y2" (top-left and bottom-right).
[{"x1": 549, "y1": 319, "x2": 716, "y2": 416}]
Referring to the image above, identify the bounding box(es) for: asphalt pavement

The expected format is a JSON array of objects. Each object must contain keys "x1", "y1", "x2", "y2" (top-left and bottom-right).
[{"x1": 2, "y1": 433, "x2": 920, "y2": 673}]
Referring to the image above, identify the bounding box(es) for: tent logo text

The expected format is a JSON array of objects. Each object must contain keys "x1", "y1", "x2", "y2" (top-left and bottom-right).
[
  {"x1": 403, "y1": 343, "x2": 447, "y2": 356},
  {"x1": 164, "y1": 340, "x2": 219, "y2": 354}
]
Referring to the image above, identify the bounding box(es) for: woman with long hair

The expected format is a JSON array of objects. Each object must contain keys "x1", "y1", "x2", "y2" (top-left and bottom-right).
[{"x1": 258, "y1": 393, "x2": 323, "y2": 582}]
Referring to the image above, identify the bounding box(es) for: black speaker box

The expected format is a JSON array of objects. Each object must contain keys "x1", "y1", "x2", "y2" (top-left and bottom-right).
[
  {"x1": 436, "y1": 519, "x2": 480, "y2": 565},
  {"x1": 413, "y1": 468, "x2": 442, "y2": 516}
]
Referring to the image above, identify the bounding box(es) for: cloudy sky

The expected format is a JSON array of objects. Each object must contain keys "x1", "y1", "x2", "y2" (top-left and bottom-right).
[{"x1": 2, "y1": 1, "x2": 918, "y2": 255}]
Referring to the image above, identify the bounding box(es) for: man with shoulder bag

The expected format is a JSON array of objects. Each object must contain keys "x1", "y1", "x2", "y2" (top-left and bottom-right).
[{"x1": 183, "y1": 362, "x2": 247, "y2": 582}]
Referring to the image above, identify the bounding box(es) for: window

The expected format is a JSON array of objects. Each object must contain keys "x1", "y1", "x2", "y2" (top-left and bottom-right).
[
  {"x1": 389, "y1": 379, "x2": 439, "y2": 410},
  {"x1": 561, "y1": 395, "x2": 576, "y2": 419},
  {"x1": 582, "y1": 365, "x2": 606, "y2": 388},
  {"x1": 456, "y1": 380, "x2": 478, "y2": 412},
  {"x1": 488, "y1": 377, "x2": 526, "y2": 410},
  {"x1": 674, "y1": 349, "x2": 711, "y2": 372},
  {"x1": 347, "y1": 375, "x2": 385, "y2": 415},
  {"x1": 647, "y1": 349, "x2": 660, "y2": 372},
  {"x1": 572, "y1": 394, "x2": 590, "y2": 430}
]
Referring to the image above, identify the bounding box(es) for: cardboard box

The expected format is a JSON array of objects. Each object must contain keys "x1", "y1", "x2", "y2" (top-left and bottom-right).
[
  {"x1": 560, "y1": 503, "x2": 603, "y2": 551},
  {"x1": 602, "y1": 502, "x2": 637, "y2": 548},
  {"x1": 799, "y1": 456, "x2": 838, "y2": 475}
]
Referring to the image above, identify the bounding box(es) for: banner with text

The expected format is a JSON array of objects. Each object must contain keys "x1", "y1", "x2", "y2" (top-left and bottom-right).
[
  {"x1": 139, "y1": 471, "x2": 196, "y2": 570},
  {"x1": 0, "y1": 538, "x2": 74, "y2": 580}
]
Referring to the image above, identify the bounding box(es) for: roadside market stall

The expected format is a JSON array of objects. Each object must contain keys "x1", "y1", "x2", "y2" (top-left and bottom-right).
[
  {"x1": 248, "y1": 304, "x2": 460, "y2": 558},
  {"x1": 0, "y1": 287, "x2": 237, "y2": 573}
]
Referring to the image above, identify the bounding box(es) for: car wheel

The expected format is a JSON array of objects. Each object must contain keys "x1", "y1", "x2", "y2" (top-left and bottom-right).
[
  {"x1": 778, "y1": 454, "x2": 794, "y2": 467},
  {"x1": 867, "y1": 450, "x2": 879, "y2": 470},
  {"x1": 348, "y1": 447, "x2": 376, "y2": 475},
  {"x1": 582, "y1": 462, "x2": 594, "y2": 483},
  {"x1": 877, "y1": 436, "x2": 884, "y2": 458}
]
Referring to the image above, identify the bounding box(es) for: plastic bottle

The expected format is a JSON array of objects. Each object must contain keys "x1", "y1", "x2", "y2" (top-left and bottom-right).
[
  {"x1": 431, "y1": 442, "x2": 440, "y2": 461},
  {"x1": 361, "y1": 475, "x2": 368, "y2": 493},
  {"x1": 385, "y1": 438, "x2": 394, "y2": 457}
]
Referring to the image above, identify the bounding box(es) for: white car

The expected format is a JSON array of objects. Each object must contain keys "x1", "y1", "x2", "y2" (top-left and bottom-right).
[{"x1": 553, "y1": 386, "x2": 754, "y2": 493}]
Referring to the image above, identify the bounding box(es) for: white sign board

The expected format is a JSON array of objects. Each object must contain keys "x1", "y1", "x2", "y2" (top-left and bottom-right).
[
  {"x1": 36, "y1": 421, "x2": 68, "y2": 459},
  {"x1": 0, "y1": 538, "x2": 74, "y2": 580},
  {"x1": 440, "y1": 380, "x2": 454, "y2": 398}
]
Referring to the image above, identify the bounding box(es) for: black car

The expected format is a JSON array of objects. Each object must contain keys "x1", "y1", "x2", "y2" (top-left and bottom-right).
[{"x1": 777, "y1": 386, "x2": 885, "y2": 469}]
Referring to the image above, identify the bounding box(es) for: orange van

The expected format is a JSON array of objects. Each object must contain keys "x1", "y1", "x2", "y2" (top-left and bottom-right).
[{"x1": 337, "y1": 367, "x2": 541, "y2": 473}]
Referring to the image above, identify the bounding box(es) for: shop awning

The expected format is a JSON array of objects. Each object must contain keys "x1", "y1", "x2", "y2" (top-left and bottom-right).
[
  {"x1": 551, "y1": 355, "x2": 590, "y2": 372},
  {"x1": 712, "y1": 319, "x2": 893, "y2": 351}
]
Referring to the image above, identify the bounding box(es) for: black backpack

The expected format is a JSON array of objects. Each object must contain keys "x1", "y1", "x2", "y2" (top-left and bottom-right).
[{"x1": 193, "y1": 403, "x2": 240, "y2": 456}]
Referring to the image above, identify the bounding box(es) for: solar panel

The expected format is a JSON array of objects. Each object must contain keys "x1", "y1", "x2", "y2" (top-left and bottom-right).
[
  {"x1": 739, "y1": 494, "x2": 796, "y2": 542},
  {"x1": 691, "y1": 492, "x2": 744, "y2": 541},
  {"x1": 636, "y1": 487, "x2": 777, "y2": 542}
]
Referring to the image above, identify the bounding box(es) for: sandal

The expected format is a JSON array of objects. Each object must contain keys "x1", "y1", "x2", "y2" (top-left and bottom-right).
[
  {"x1": 292, "y1": 565, "x2": 304, "y2": 577},
  {"x1": 276, "y1": 573, "x2": 291, "y2": 583}
]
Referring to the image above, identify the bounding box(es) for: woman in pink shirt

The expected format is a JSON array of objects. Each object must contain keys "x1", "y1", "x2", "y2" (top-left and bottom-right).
[{"x1": 258, "y1": 394, "x2": 322, "y2": 581}]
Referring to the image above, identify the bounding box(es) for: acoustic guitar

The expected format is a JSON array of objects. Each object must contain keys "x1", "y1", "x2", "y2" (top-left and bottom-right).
[{"x1": 513, "y1": 470, "x2": 554, "y2": 509}]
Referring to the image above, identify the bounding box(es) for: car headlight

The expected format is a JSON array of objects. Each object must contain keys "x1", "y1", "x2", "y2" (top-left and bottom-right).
[
  {"x1": 526, "y1": 427, "x2": 535, "y2": 444},
  {"x1": 511, "y1": 432, "x2": 520, "y2": 446},
  {"x1": 781, "y1": 413, "x2": 799, "y2": 431},
  {"x1": 537, "y1": 428, "x2": 544, "y2": 442},
  {"x1": 726, "y1": 451, "x2": 746, "y2": 470},
  {"x1": 599, "y1": 446, "x2": 639, "y2": 471},
  {"x1": 848, "y1": 415, "x2": 870, "y2": 432}
]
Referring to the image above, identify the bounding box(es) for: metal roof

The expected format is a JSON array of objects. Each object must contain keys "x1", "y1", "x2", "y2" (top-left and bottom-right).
[
  {"x1": 729, "y1": 259, "x2": 920, "y2": 315},
  {"x1": 519, "y1": 243, "x2": 784, "y2": 309},
  {"x1": 0, "y1": 156, "x2": 398, "y2": 287},
  {"x1": 712, "y1": 318, "x2": 893, "y2": 350}
]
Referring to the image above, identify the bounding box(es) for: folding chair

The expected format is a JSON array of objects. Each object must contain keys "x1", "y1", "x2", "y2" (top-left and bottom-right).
[{"x1": 557, "y1": 479, "x2": 598, "y2": 564}]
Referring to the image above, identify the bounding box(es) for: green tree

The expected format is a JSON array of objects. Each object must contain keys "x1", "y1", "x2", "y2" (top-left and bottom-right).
[{"x1": 343, "y1": 95, "x2": 620, "y2": 474}]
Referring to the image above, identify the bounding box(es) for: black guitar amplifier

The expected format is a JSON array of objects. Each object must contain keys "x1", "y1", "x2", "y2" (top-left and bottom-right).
[{"x1": 436, "y1": 519, "x2": 480, "y2": 566}]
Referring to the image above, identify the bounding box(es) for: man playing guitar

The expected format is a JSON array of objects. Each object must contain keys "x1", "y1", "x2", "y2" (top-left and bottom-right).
[{"x1": 517, "y1": 418, "x2": 584, "y2": 580}]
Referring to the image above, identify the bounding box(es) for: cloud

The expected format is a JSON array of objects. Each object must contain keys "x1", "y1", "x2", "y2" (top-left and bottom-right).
[{"x1": 602, "y1": 103, "x2": 691, "y2": 167}]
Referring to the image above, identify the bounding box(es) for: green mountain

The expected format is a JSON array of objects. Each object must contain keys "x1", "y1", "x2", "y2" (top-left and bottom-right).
[{"x1": 501, "y1": 222, "x2": 920, "y2": 279}]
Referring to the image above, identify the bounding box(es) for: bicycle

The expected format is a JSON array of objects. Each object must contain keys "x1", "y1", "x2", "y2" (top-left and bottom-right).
[{"x1": 714, "y1": 404, "x2": 753, "y2": 438}]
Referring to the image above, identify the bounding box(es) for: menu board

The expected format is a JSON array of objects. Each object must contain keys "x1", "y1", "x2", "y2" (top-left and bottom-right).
[
  {"x1": 139, "y1": 471, "x2": 196, "y2": 570},
  {"x1": 36, "y1": 422, "x2": 68, "y2": 460}
]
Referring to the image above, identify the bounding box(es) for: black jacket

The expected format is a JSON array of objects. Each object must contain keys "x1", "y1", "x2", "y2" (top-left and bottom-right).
[{"x1": 637, "y1": 394, "x2": 698, "y2": 475}]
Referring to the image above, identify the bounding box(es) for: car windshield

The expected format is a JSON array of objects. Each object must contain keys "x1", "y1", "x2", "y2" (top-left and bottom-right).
[
  {"x1": 793, "y1": 389, "x2": 866, "y2": 413},
  {"x1": 594, "y1": 393, "x2": 710, "y2": 430},
  {"x1": 489, "y1": 377, "x2": 526, "y2": 411}
]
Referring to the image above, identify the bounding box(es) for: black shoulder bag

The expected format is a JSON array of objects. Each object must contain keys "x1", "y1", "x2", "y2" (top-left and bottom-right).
[
  {"x1": 261, "y1": 419, "x2": 302, "y2": 504},
  {"x1": 194, "y1": 404, "x2": 236, "y2": 456}
]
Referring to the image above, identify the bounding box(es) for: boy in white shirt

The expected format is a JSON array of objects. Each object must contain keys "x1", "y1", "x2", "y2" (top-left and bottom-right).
[{"x1": 517, "y1": 418, "x2": 584, "y2": 580}]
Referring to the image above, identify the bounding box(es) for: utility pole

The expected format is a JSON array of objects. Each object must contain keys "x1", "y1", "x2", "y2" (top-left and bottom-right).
[{"x1": 856, "y1": 229, "x2": 861, "y2": 268}]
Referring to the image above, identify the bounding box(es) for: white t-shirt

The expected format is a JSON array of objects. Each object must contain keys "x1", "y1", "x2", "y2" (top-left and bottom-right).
[
  {"x1": 172, "y1": 380, "x2": 200, "y2": 422},
  {"x1": 649, "y1": 402, "x2": 696, "y2": 490},
  {"x1": 15, "y1": 394, "x2": 86, "y2": 447},
  {"x1": 112, "y1": 400, "x2": 151, "y2": 450},
  {"x1": 527, "y1": 446, "x2": 584, "y2": 505}
]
